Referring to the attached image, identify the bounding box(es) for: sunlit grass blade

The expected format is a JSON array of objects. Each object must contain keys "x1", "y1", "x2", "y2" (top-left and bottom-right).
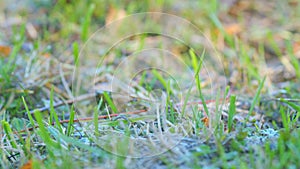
[
  {"x1": 194, "y1": 50, "x2": 210, "y2": 118},
  {"x1": 103, "y1": 91, "x2": 118, "y2": 113},
  {"x1": 189, "y1": 48, "x2": 198, "y2": 74},
  {"x1": 152, "y1": 69, "x2": 168, "y2": 91},
  {"x1": 34, "y1": 110, "x2": 60, "y2": 153},
  {"x1": 94, "y1": 98, "x2": 103, "y2": 136},
  {"x1": 81, "y1": 4, "x2": 95, "y2": 41},
  {"x1": 165, "y1": 80, "x2": 175, "y2": 123},
  {"x1": 286, "y1": 40, "x2": 300, "y2": 78},
  {"x1": 22, "y1": 96, "x2": 35, "y2": 127},
  {"x1": 50, "y1": 87, "x2": 63, "y2": 133},
  {"x1": 73, "y1": 42, "x2": 79, "y2": 67},
  {"x1": 66, "y1": 105, "x2": 75, "y2": 136},
  {"x1": 280, "y1": 106, "x2": 289, "y2": 130},
  {"x1": 48, "y1": 126, "x2": 103, "y2": 155},
  {"x1": 249, "y1": 76, "x2": 266, "y2": 114},
  {"x1": 181, "y1": 83, "x2": 193, "y2": 116},
  {"x1": 1, "y1": 120, "x2": 17, "y2": 149},
  {"x1": 246, "y1": 76, "x2": 266, "y2": 124},
  {"x1": 228, "y1": 95, "x2": 236, "y2": 132}
]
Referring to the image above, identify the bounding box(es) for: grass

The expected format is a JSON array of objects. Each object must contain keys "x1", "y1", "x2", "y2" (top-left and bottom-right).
[
  {"x1": 228, "y1": 95, "x2": 236, "y2": 132},
  {"x1": 0, "y1": 0, "x2": 300, "y2": 169}
]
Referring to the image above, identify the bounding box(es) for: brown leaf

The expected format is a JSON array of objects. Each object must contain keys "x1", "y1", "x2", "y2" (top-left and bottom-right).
[
  {"x1": 20, "y1": 160, "x2": 32, "y2": 169},
  {"x1": 201, "y1": 117, "x2": 209, "y2": 127},
  {"x1": 42, "y1": 52, "x2": 51, "y2": 58},
  {"x1": 105, "y1": 6, "x2": 126, "y2": 25},
  {"x1": 0, "y1": 45, "x2": 11, "y2": 57},
  {"x1": 224, "y1": 23, "x2": 243, "y2": 35},
  {"x1": 293, "y1": 41, "x2": 300, "y2": 59}
]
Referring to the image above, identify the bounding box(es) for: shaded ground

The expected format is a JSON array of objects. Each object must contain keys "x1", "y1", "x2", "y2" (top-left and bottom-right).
[{"x1": 0, "y1": 0, "x2": 300, "y2": 169}]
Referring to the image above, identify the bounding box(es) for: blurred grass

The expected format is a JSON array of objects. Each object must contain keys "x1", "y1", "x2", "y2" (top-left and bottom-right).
[{"x1": 0, "y1": 0, "x2": 299, "y2": 168}]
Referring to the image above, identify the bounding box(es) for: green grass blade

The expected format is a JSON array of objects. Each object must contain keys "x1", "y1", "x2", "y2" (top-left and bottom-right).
[
  {"x1": 1, "y1": 120, "x2": 17, "y2": 149},
  {"x1": 249, "y1": 76, "x2": 266, "y2": 115},
  {"x1": 189, "y1": 48, "x2": 198, "y2": 74},
  {"x1": 194, "y1": 50, "x2": 210, "y2": 118},
  {"x1": 94, "y1": 98, "x2": 103, "y2": 136},
  {"x1": 22, "y1": 96, "x2": 35, "y2": 127},
  {"x1": 228, "y1": 95, "x2": 236, "y2": 132},
  {"x1": 81, "y1": 4, "x2": 95, "y2": 41},
  {"x1": 181, "y1": 83, "x2": 193, "y2": 116},
  {"x1": 280, "y1": 106, "x2": 289, "y2": 130},
  {"x1": 286, "y1": 41, "x2": 300, "y2": 78},
  {"x1": 66, "y1": 106, "x2": 75, "y2": 136},
  {"x1": 49, "y1": 125, "x2": 104, "y2": 155},
  {"x1": 73, "y1": 42, "x2": 80, "y2": 67},
  {"x1": 50, "y1": 87, "x2": 63, "y2": 133},
  {"x1": 103, "y1": 91, "x2": 118, "y2": 113},
  {"x1": 280, "y1": 99, "x2": 300, "y2": 112},
  {"x1": 34, "y1": 110, "x2": 60, "y2": 152},
  {"x1": 152, "y1": 69, "x2": 168, "y2": 91}
]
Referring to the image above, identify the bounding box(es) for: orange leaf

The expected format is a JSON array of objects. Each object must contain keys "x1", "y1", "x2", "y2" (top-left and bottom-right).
[
  {"x1": 201, "y1": 117, "x2": 209, "y2": 127},
  {"x1": 293, "y1": 41, "x2": 300, "y2": 53},
  {"x1": 20, "y1": 160, "x2": 32, "y2": 169},
  {"x1": 105, "y1": 6, "x2": 126, "y2": 25},
  {"x1": 0, "y1": 45, "x2": 11, "y2": 57},
  {"x1": 293, "y1": 41, "x2": 300, "y2": 59},
  {"x1": 42, "y1": 53, "x2": 51, "y2": 58},
  {"x1": 224, "y1": 24, "x2": 242, "y2": 35}
]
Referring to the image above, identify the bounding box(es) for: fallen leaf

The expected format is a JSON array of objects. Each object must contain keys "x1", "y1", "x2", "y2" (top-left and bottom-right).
[
  {"x1": 293, "y1": 41, "x2": 300, "y2": 59},
  {"x1": 0, "y1": 45, "x2": 11, "y2": 57},
  {"x1": 20, "y1": 160, "x2": 32, "y2": 169},
  {"x1": 228, "y1": 1, "x2": 253, "y2": 16},
  {"x1": 201, "y1": 117, "x2": 209, "y2": 127},
  {"x1": 293, "y1": 41, "x2": 300, "y2": 52},
  {"x1": 42, "y1": 53, "x2": 51, "y2": 58},
  {"x1": 224, "y1": 23, "x2": 243, "y2": 35},
  {"x1": 105, "y1": 6, "x2": 126, "y2": 25}
]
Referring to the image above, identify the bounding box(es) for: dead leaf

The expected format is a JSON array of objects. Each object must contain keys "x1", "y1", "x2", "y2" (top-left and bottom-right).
[
  {"x1": 201, "y1": 117, "x2": 209, "y2": 127},
  {"x1": 293, "y1": 41, "x2": 300, "y2": 59},
  {"x1": 42, "y1": 53, "x2": 51, "y2": 58},
  {"x1": 0, "y1": 45, "x2": 11, "y2": 57},
  {"x1": 20, "y1": 160, "x2": 32, "y2": 169},
  {"x1": 228, "y1": 1, "x2": 253, "y2": 16},
  {"x1": 105, "y1": 6, "x2": 126, "y2": 25},
  {"x1": 224, "y1": 23, "x2": 243, "y2": 35}
]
